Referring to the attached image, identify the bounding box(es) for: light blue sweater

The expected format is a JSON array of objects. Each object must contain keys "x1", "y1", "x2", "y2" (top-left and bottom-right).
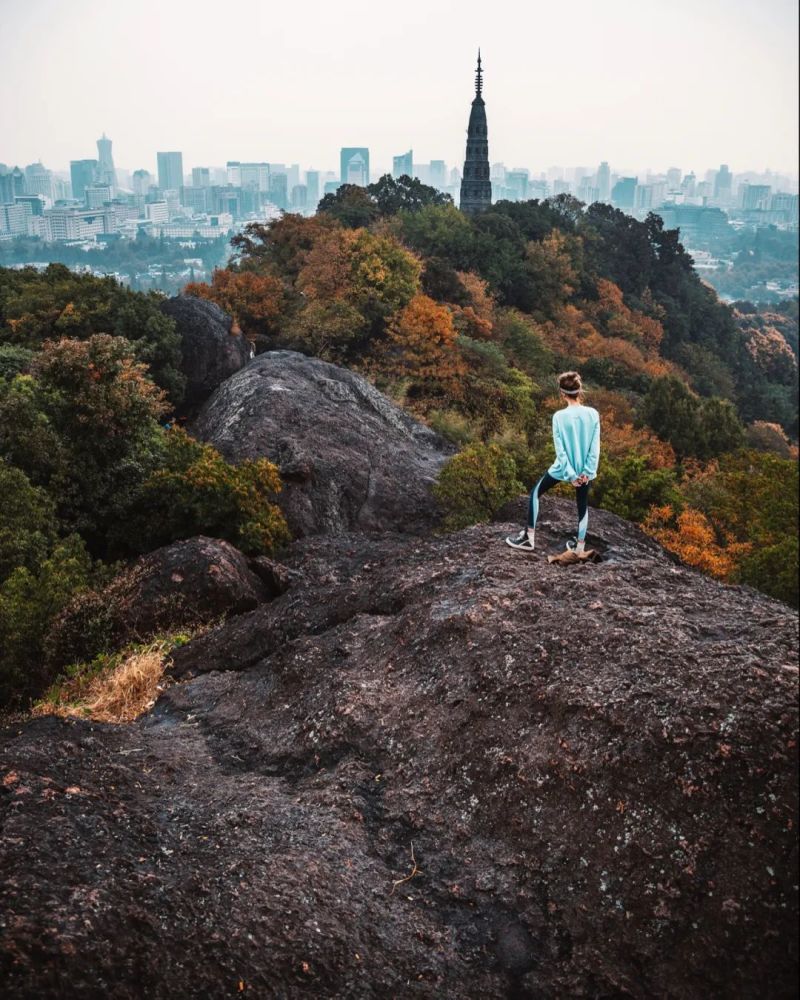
[{"x1": 548, "y1": 404, "x2": 601, "y2": 482}]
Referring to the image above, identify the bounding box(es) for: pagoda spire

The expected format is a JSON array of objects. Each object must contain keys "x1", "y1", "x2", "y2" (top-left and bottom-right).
[{"x1": 459, "y1": 50, "x2": 492, "y2": 216}]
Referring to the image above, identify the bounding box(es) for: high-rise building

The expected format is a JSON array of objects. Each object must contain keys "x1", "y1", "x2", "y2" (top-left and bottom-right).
[
  {"x1": 0, "y1": 166, "x2": 26, "y2": 203},
  {"x1": 0, "y1": 201, "x2": 32, "y2": 236},
  {"x1": 192, "y1": 167, "x2": 211, "y2": 188},
  {"x1": 291, "y1": 185, "x2": 308, "y2": 211},
  {"x1": 305, "y1": 170, "x2": 320, "y2": 209},
  {"x1": 460, "y1": 51, "x2": 492, "y2": 215},
  {"x1": 740, "y1": 183, "x2": 771, "y2": 211},
  {"x1": 666, "y1": 167, "x2": 682, "y2": 191},
  {"x1": 24, "y1": 162, "x2": 55, "y2": 201},
  {"x1": 157, "y1": 151, "x2": 184, "y2": 192},
  {"x1": 713, "y1": 164, "x2": 732, "y2": 202},
  {"x1": 85, "y1": 185, "x2": 112, "y2": 209},
  {"x1": 430, "y1": 160, "x2": 447, "y2": 191},
  {"x1": 506, "y1": 169, "x2": 529, "y2": 201},
  {"x1": 393, "y1": 150, "x2": 413, "y2": 179},
  {"x1": 344, "y1": 152, "x2": 368, "y2": 187},
  {"x1": 770, "y1": 192, "x2": 799, "y2": 224},
  {"x1": 681, "y1": 172, "x2": 696, "y2": 197},
  {"x1": 611, "y1": 177, "x2": 637, "y2": 210},
  {"x1": 96, "y1": 133, "x2": 116, "y2": 191},
  {"x1": 240, "y1": 163, "x2": 270, "y2": 191},
  {"x1": 70, "y1": 159, "x2": 98, "y2": 203},
  {"x1": 132, "y1": 169, "x2": 153, "y2": 196},
  {"x1": 340, "y1": 147, "x2": 370, "y2": 186},
  {"x1": 226, "y1": 161, "x2": 242, "y2": 186},
  {"x1": 596, "y1": 161, "x2": 611, "y2": 202},
  {"x1": 182, "y1": 186, "x2": 211, "y2": 213},
  {"x1": 269, "y1": 172, "x2": 288, "y2": 210}
]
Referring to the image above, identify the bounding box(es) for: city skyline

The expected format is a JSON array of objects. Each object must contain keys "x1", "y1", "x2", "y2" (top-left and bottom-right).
[{"x1": 1, "y1": 0, "x2": 797, "y2": 177}]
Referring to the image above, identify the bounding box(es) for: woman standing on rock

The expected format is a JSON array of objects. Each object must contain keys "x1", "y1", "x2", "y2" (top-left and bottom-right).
[{"x1": 506, "y1": 371, "x2": 600, "y2": 563}]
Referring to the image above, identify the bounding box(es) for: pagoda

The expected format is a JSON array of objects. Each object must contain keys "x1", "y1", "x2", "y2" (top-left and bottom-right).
[{"x1": 459, "y1": 51, "x2": 492, "y2": 215}]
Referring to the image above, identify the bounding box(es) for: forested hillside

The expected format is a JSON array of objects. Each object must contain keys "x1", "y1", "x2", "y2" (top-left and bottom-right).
[
  {"x1": 186, "y1": 176, "x2": 799, "y2": 603},
  {"x1": 0, "y1": 179, "x2": 797, "y2": 706}
]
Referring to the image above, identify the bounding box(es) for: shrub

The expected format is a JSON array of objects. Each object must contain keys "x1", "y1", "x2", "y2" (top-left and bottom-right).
[
  {"x1": 115, "y1": 427, "x2": 290, "y2": 557},
  {"x1": 434, "y1": 443, "x2": 522, "y2": 530},
  {"x1": 592, "y1": 454, "x2": 679, "y2": 523},
  {"x1": 0, "y1": 462, "x2": 58, "y2": 583},
  {"x1": 0, "y1": 534, "x2": 93, "y2": 705}
]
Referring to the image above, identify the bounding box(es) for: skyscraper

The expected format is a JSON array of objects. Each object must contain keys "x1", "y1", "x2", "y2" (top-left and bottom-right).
[
  {"x1": 459, "y1": 51, "x2": 492, "y2": 215},
  {"x1": 393, "y1": 150, "x2": 413, "y2": 179},
  {"x1": 305, "y1": 170, "x2": 320, "y2": 208},
  {"x1": 24, "y1": 162, "x2": 55, "y2": 201},
  {"x1": 611, "y1": 177, "x2": 637, "y2": 210},
  {"x1": 340, "y1": 147, "x2": 370, "y2": 186},
  {"x1": 192, "y1": 167, "x2": 211, "y2": 188},
  {"x1": 430, "y1": 160, "x2": 447, "y2": 190},
  {"x1": 157, "y1": 151, "x2": 184, "y2": 192},
  {"x1": 596, "y1": 161, "x2": 611, "y2": 202},
  {"x1": 70, "y1": 159, "x2": 97, "y2": 203},
  {"x1": 96, "y1": 133, "x2": 116, "y2": 191},
  {"x1": 714, "y1": 164, "x2": 732, "y2": 202},
  {"x1": 132, "y1": 169, "x2": 153, "y2": 196}
]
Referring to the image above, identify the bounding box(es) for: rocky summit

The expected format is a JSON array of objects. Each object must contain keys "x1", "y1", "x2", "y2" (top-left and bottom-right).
[
  {"x1": 190, "y1": 350, "x2": 453, "y2": 537},
  {"x1": 1, "y1": 500, "x2": 797, "y2": 999}
]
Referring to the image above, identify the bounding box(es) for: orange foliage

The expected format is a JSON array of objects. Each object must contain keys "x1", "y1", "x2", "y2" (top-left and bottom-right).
[
  {"x1": 451, "y1": 271, "x2": 495, "y2": 340},
  {"x1": 185, "y1": 269, "x2": 284, "y2": 341},
  {"x1": 643, "y1": 505, "x2": 752, "y2": 579},
  {"x1": 296, "y1": 228, "x2": 359, "y2": 302},
  {"x1": 537, "y1": 304, "x2": 674, "y2": 380},
  {"x1": 585, "y1": 279, "x2": 664, "y2": 350},
  {"x1": 602, "y1": 421, "x2": 676, "y2": 469},
  {"x1": 379, "y1": 294, "x2": 466, "y2": 391}
]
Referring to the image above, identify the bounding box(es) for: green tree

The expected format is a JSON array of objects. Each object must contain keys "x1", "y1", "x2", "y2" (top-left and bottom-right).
[
  {"x1": 0, "y1": 534, "x2": 92, "y2": 705},
  {"x1": 368, "y1": 174, "x2": 452, "y2": 216},
  {"x1": 591, "y1": 454, "x2": 678, "y2": 522},
  {"x1": 0, "y1": 462, "x2": 58, "y2": 583},
  {"x1": 434, "y1": 443, "x2": 522, "y2": 530},
  {"x1": 317, "y1": 184, "x2": 379, "y2": 228},
  {"x1": 115, "y1": 428, "x2": 290, "y2": 557},
  {"x1": 0, "y1": 264, "x2": 184, "y2": 404}
]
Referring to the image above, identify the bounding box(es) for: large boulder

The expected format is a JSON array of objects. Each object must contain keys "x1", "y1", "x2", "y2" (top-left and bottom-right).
[
  {"x1": 190, "y1": 350, "x2": 454, "y2": 536},
  {"x1": 160, "y1": 295, "x2": 251, "y2": 408},
  {"x1": 2, "y1": 501, "x2": 797, "y2": 998},
  {"x1": 45, "y1": 536, "x2": 279, "y2": 670}
]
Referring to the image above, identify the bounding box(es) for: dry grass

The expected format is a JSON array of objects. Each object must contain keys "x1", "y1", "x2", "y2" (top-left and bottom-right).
[{"x1": 33, "y1": 639, "x2": 175, "y2": 724}]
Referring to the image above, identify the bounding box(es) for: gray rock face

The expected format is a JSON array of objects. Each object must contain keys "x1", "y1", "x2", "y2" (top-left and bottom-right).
[
  {"x1": 2, "y1": 501, "x2": 797, "y2": 999},
  {"x1": 45, "y1": 536, "x2": 280, "y2": 670},
  {"x1": 190, "y1": 350, "x2": 453, "y2": 536},
  {"x1": 160, "y1": 295, "x2": 251, "y2": 408}
]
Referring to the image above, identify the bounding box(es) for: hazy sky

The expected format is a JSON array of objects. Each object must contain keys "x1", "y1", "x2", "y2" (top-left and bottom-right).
[{"x1": 1, "y1": 0, "x2": 797, "y2": 178}]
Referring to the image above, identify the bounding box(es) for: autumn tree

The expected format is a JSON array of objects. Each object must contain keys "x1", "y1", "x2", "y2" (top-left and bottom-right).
[
  {"x1": 378, "y1": 294, "x2": 465, "y2": 392},
  {"x1": 290, "y1": 228, "x2": 422, "y2": 357},
  {"x1": 185, "y1": 268, "x2": 285, "y2": 347},
  {"x1": 229, "y1": 213, "x2": 336, "y2": 278}
]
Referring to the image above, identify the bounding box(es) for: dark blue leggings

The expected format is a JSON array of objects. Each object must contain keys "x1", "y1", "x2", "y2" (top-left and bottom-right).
[{"x1": 528, "y1": 473, "x2": 590, "y2": 541}]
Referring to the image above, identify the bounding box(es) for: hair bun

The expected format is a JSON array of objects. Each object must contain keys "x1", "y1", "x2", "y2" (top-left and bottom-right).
[{"x1": 558, "y1": 370, "x2": 583, "y2": 395}]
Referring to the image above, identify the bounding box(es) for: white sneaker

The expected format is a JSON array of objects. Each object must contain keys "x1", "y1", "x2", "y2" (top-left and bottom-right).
[{"x1": 505, "y1": 529, "x2": 535, "y2": 552}]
